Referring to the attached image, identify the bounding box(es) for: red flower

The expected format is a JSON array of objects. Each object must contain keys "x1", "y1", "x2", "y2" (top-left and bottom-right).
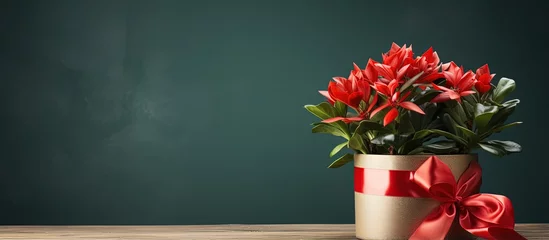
[
  {"x1": 327, "y1": 78, "x2": 362, "y2": 109},
  {"x1": 319, "y1": 62, "x2": 373, "y2": 106},
  {"x1": 372, "y1": 62, "x2": 410, "y2": 84},
  {"x1": 318, "y1": 67, "x2": 379, "y2": 124},
  {"x1": 322, "y1": 95, "x2": 377, "y2": 123},
  {"x1": 406, "y1": 47, "x2": 444, "y2": 83},
  {"x1": 370, "y1": 79, "x2": 425, "y2": 126},
  {"x1": 474, "y1": 64, "x2": 495, "y2": 94},
  {"x1": 321, "y1": 86, "x2": 378, "y2": 124},
  {"x1": 382, "y1": 43, "x2": 414, "y2": 71},
  {"x1": 431, "y1": 62, "x2": 476, "y2": 103},
  {"x1": 372, "y1": 43, "x2": 414, "y2": 84},
  {"x1": 362, "y1": 58, "x2": 380, "y2": 84},
  {"x1": 318, "y1": 90, "x2": 335, "y2": 105}
]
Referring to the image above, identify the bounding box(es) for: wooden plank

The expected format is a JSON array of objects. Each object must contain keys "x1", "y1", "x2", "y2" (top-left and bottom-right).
[{"x1": 0, "y1": 224, "x2": 545, "y2": 239}]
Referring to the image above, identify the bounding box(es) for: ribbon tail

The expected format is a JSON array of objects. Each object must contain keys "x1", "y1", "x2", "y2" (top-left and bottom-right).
[
  {"x1": 486, "y1": 227, "x2": 527, "y2": 240},
  {"x1": 410, "y1": 204, "x2": 455, "y2": 240},
  {"x1": 460, "y1": 194, "x2": 524, "y2": 240}
]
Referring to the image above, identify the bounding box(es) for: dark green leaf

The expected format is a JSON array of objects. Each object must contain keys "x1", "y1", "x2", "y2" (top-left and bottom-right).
[
  {"x1": 398, "y1": 112, "x2": 415, "y2": 134},
  {"x1": 455, "y1": 104, "x2": 468, "y2": 124},
  {"x1": 456, "y1": 125, "x2": 477, "y2": 143},
  {"x1": 349, "y1": 120, "x2": 387, "y2": 153},
  {"x1": 371, "y1": 134, "x2": 395, "y2": 145},
  {"x1": 409, "y1": 108, "x2": 423, "y2": 131},
  {"x1": 414, "y1": 129, "x2": 468, "y2": 145},
  {"x1": 330, "y1": 142, "x2": 348, "y2": 157},
  {"x1": 408, "y1": 147, "x2": 425, "y2": 155},
  {"x1": 502, "y1": 99, "x2": 520, "y2": 108},
  {"x1": 304, "y1": 102, "x2": 336, "y2": 120},
  {"x1": 442, "y1": 113, "x2": 459, "y2": 135},
  {"x1": 349, "y1": 134, "x2": 368, "y2": 154},
  {"x1": 312, "y1": 123, "x2": 349, "y2": 140},
  {"x1": 492, "y1": 122, "x2": 522, "y2": 133},
  {"x1": 486, "y1": 104, "x2": 517, "y2": 129},
  {"x1": 463, "y1": 101, "x2": 476, "y2": 118},
  {"x1": 420, "y1": 103, "x2": 440, "y2": 129},
  {"x1": 355, "y1": 120, "x2": 390, "y2": 133},
  {"x1": 477, "y1": 142, "x2": 506, "y2": 157},
  {"x1": 373, "y1": 145, "x2": 390, "y2": 154},
  {"x1": 462, "y1": 94, "x2": 478, "y2": 105},
  {"x1": 328, "y1": 153, "x2": 354, "y2": 168},
  {"x1": 398, "y1": 138, "x2": 424, "y2": 154},
  {"x1": 413, "y1": 129, "x2": 431, "y2": 140},
  {"x1": 412, "y1": 90, "x2": 440, "y2": 106},
  {"x1": 474, "y1": 103, "x2": 498, "y2": 131},
  {"x1": 492, "y1": 77, "x2": 516, "y2": 103},
  {"x1": 425, "y1": 118, "x2": 444, "y2": 130},
  {"x1": 348, "y1": 121, "x2": 360, "y2": 135},
  {"x1": 400, "y1": 72, "x2": 424, "y2": 92},
  {"x1": 423, "y1": 140, "x2": 458, "y2": 154},
  {"x1": 485, "y1": 140, "x2": 522, "y2": 153}
]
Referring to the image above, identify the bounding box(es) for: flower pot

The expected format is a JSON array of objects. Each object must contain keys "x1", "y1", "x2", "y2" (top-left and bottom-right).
[{"x1": 354, "y1": 154, "x2": 478, "y2": 240}]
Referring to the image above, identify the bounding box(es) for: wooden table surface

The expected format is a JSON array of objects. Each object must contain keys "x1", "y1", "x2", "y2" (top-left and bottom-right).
[{"x1": 0, "y1": 224, "x2": 546, "y2": 239}]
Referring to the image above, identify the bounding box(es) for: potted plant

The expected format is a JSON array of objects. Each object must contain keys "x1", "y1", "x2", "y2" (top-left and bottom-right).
[{"x1": 304, "y1": 43, "x2": 525, "y2": 240}]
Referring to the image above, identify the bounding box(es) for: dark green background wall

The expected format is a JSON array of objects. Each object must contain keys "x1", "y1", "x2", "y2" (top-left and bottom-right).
[{"x1": 1, "y1": 0, "x2": 547, "y2": 224}]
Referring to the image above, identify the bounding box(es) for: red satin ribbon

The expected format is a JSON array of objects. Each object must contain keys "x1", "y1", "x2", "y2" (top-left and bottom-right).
[{"x1": 354, "y1": 156, "x2": 526, "y2": 240}]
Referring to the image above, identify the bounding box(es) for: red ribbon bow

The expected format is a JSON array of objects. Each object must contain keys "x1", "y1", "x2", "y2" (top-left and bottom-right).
[{"x1": 409, "y1": 156, "x2": 526, "y2": 240}]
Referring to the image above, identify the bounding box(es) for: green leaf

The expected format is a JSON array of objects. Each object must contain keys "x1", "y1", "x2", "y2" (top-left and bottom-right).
[
  {"x1": 358, "y1": 100, "x2": 367, "y2": 113},
  {"x1": 398, "y1": 138, "x2": 424, "y2": 154},
  {"x1": 348, "y1": 120, "x2": 386, "y2": 154},
  {"x1": 353, "y1": 120, "x2": 388, "y2": 142},
  {"x1": 442, "y1": 113, "x2": 459, "y2": 135},
  {"x1": 485, "y1": 140, "x2": 522, "y2": 153},
  {"x1": 420, "y1": 103, "x2": 440, "y2": 129},
  {"x1": 412, "y1": 90, "x2": 440, "y2": 106},
  {"x1": 330, "y1": 142, "x2": 348, "y2": 157},
  {"x1": 413, "y1": 129, "x2": 432, "y2": 140},
  {"x1": 407, "y1": 147, "x2": 425, "y2": 155},
  {"x1": 492, "y1": 122, "x2": 522, "y2": 133},
  {"x1": 398, "y1": 112, "x2": 415, "y2": 134},
  {"x1": 371, "y1": 134, "x2": 395, "y2": 145},
  {"x1": 492, "y1": 77, "x2": 516, "y2": 103},
  {"x1": 474, "y1": 103, "x2": 498, "y2": 131},
  {"x1": 334, "y1": 101, "x2": 347, "y2": 117},
  {"x1": 348, "y1": 121, "x2": 359, "y2": 134},
  {"x1": 414, "y1": 129, "x2": 468, "y2": 146},
  {"x1": 425, "y1": 118, "x2": 444, "y2": 130},
  {"x1": 477, "y1": 142, "x2": 507, "y2": 157},
  {"x1": 400, "y1": 72, "x2": 424, "y2": 92},
  {"x1": 455, "y1": 104, "x2": 468, "y2": 124},
  {"x1": 369, "y1": 107, "x2": 390, "y2": 123},
  {"x1": 456, "y1": 125, "x2": 477, "y2": 143},
  {"x1": 486, "y1": 101, "x2": 518, "y2": 129},
  {"x1": 304, "y1": 102, "x2": 336, "y2": 120},
  {"x1": 307, "y1": 102, "x2": 350, "y2": 139},
  {"x1": 349, "y1": 134, "x2": 368, "y2": 154},
  {"x1": 409, "y1": 109, "x2": 423, "y2": 131},
  {"x1": 462, "y1": 94, "x2": 478, "y2": 105},
  {"x1": 312, "y1": 123, "x2": 349, "y2": 140},
  {"x1": 442, "y1": 101, "x2": 465, "y2": 125},
  {"x1": 422, "y1": 140, "x2": 458, "y2": 154},
  {"x1": 355, "y1": 120, "x2": 391, "y2": 134},
  {"x1": 328, "y1": 153, "x2": 354, "y2": 168},
  {"x1": 502, "y1": 99, "x2": 520, "y2": 108},
  {"x1": 463, "y1": 101, "x2": 476, "y2": 118}
]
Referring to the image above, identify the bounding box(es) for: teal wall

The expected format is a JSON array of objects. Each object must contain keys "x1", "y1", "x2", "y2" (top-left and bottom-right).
[{"x1": 1, "y1": 0, "x2": 547, "y2": 224}]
